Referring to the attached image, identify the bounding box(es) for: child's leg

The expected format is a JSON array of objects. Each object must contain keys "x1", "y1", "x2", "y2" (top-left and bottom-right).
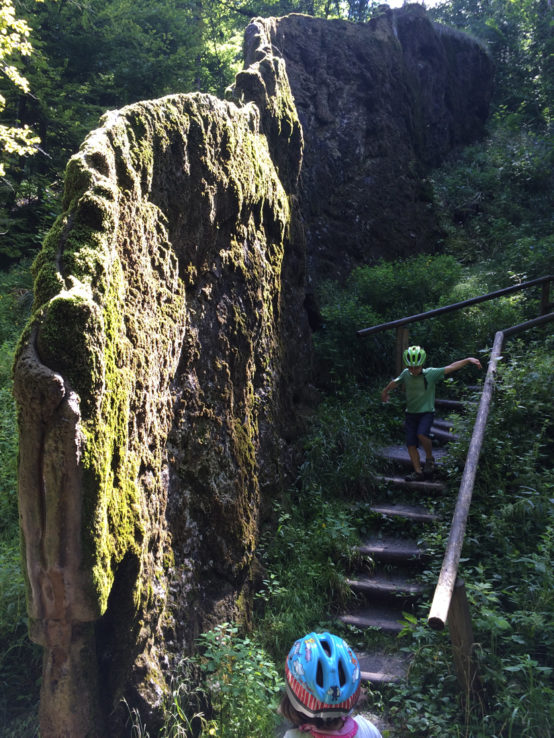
[
  {"x1": 416, "y1": 413, "x2": 435, "y2": 461},
  {"x1": 416, "y1": 412, "x2": 435, "y2": 476},
  {"x1": 405, "y1": 414, "x2": 423, "y2": 475},
  {"x1": 418, "y1": 434, "x2": 433, "y2": 461},
  {"x1": 407, "y1": 444, "x2": 423, "y2": 474}
]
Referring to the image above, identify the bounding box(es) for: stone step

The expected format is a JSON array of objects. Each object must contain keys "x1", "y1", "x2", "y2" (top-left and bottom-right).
[
  {"x1": 370, "y1": 502, "x2": 439, "y2": 523},
  {"x1": 347, "y1": 573, "x2": 425, "y2": 599},
  {"x1": 356, "y1": 536, "x2": 425, "y2": 563},
  {"x1": 338, "y1": 603, "x2": 407, "y2": 633},
  {"x1": 432, "y1": 417, "x2": 456, "y2": 431},
  {"x1": 374, "y1": 474, "x2": 446, "y2": 492},
  {"x1": 430, "y1": 426, "x2": 459, "y2": 443},
  {"x1": 378, "y1": 445, "x2": 447, "y2": 468},
  {"x1": 435, "y1": 398, "x2": 466, "y2": 411},
  {"x1": 356, "y1": 650, "x2": 409, "y2": 684}
]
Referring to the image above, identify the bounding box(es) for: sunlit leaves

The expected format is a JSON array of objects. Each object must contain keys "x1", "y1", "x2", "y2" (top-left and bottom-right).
[
  {"x1": 0, "y1": 0, "x2": 41, "y2": 176},
  {"x1": 430, "y1": 0, "x2": 554, "y2": 126},
  {"x1": 193, "y1": 623, "x2": 282, "y2": 737}
]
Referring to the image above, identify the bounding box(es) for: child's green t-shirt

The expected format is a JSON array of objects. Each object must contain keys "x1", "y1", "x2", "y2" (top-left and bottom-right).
[{"x1": 394, "y1": 367, "x2": 445, "y2": 413}]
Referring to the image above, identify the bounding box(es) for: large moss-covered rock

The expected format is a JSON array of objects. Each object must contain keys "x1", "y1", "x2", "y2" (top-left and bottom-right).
[
  {"x1": 247, "y1": 6, "x2": 493, "y2": 280},
  {"x1": 14, "y1": 74, "x2": 307, "y2": 734}
]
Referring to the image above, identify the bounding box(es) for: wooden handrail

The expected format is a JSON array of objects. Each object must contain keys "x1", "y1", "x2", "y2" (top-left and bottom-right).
[
  {"x1": 357, "y1": 275, "x2": 553, "y2": 338},
  {"x1": 428, "y1": 310, "x2": 554, "y2": 630},
  {"x1": 356, "y1": 274, "x2": 553, "y2": 696}
]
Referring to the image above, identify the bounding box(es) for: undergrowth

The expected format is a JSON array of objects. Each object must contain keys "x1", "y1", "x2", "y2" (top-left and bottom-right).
[{"x1": 0, "y1": 261, "x2": 41, "y2": 734}]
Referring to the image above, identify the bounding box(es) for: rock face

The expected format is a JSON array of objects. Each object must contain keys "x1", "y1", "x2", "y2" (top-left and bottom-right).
[
  {"x1": 14, "y1": 36, "x2": 307, "y2": 735},
  {"x1": 13, "y1": 6, "x2": 492, "y2": 735},
  {"x1": 249, "y1": 7, "x2": 493, "y2": 281}
]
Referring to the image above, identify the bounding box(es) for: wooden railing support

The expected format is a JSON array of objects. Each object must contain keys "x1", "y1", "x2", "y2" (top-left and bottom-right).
[
  {"x1": 428, "y1": 329, "x2": 504, "y2": 630},
  {"x1": 447, "y1": 579, "x2": 482, "y2": 700},
  {"x1": 541, "y1": 281, "x2": 551, "y2": 315},
  {"x1": 395, "y1": 326, "x2": 410, "y2": 376}
]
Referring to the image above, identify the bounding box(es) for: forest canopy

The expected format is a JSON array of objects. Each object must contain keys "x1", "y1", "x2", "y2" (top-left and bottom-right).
[{"x1": 0, "y1": 0, "x2": 552, "y2": 264}]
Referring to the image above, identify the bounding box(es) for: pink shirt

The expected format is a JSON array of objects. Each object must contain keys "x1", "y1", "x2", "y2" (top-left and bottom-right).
[{"x1": 283, "y1": 715, "x2": 382, "y2": 738}]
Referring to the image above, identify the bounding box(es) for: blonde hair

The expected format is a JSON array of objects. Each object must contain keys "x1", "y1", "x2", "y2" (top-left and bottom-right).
[{"x1": 279, "y1": 693, "x2": 345, "y2": 731}]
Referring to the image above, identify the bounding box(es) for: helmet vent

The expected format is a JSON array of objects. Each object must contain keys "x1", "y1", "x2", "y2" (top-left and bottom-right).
[
  {"x1": 338, "y1": 660, "x2": 346, "y2": 686},
  {"x1": 316, "y1": 661, "x2": 324, "y2": 687}
]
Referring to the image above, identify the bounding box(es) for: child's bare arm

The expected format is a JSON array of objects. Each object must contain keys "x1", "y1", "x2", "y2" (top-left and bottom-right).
[
  {"x1": 444, "y1": 357, "x2": 482, "y2": 375},
  {"x1": 381, "y1": 379, "x2": 398, "y2": 402}
]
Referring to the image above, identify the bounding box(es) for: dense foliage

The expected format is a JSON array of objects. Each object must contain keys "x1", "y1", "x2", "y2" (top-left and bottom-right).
[
  {"x1": 0, "y1": 0, "x2": 552, "y2": 735},
  {"x1": 430, "y1": 0, "x2": 553, "y2": 127},
  {"x1": 0, "y1": 260, "x2": 40, "y2": 734},
  {"x1": 431, "y1": 125, "x2": 554, "y2": 276}
]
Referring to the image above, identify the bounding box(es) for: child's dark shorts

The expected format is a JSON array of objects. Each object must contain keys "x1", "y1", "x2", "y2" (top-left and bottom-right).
[{"x1": 405, "y1": 412, "x2": 434, "y2": 447}]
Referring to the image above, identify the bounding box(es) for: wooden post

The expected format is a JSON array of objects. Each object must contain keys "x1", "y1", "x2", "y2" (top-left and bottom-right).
[
  {"x1": 540, "y1": 281, "x2": 551, "y2": 315},
  {"x1": 395, "y1": 326, "x2": 410, "y2": 376},
  {"x1": 447, "y1": 579, "x2": 481, "y2": 702}
]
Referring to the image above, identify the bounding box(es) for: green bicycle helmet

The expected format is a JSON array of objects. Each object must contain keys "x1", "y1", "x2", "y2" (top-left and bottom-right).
[{"x1": 403, "y1": 345, "x2": 426, "y2": 367}]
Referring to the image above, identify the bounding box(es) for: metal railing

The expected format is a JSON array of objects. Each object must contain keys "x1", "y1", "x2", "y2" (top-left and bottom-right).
[
  {"x1": 358, "y1": 275, "x2": 553, "y2": 375},
  {"x1": 358, "y1": 274, "x2": 553, "y2": 698}
]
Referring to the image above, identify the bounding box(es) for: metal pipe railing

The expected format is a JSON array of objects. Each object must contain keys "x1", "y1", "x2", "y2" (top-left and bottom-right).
[{"x1": 357, "y1": 274, "x2": 553, "y2": 338}]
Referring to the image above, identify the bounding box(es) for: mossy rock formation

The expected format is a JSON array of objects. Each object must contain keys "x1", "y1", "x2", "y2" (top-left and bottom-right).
[
  {"x1": 250, "y1": 7, "x2": 493, "y2": 281},
  {"x1": 13, "y1": 7, "x2": 492, "y2": 735}
]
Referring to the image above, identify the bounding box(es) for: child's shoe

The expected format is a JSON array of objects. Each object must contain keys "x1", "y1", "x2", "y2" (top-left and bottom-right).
[
  {"x1": 405, "y1": 470, "x2": 425, "y2": 482},
  {"x1": 424, "y1": 457, "x2": 435, "y2": 478}
]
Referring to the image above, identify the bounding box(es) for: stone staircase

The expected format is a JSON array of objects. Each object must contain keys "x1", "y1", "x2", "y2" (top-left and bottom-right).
[{"x1": 337, "y1": 401, "x2": 464, "y2": 684}]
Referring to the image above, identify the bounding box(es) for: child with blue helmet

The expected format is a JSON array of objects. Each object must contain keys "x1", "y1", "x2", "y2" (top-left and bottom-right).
[
  {"x1": 381, "y1": 346, "x2": 482, "y2": 481},
  {"x1": 279, "y1": 632, "x2": 382, "y2": 737}
]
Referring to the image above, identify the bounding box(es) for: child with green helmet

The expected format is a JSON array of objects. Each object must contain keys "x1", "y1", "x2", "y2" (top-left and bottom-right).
[{"x1": 381, "y1": 346, "x2": 482, "y2": 481}]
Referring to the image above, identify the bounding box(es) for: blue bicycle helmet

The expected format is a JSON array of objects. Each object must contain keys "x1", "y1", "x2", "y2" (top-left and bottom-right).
[
  {"x1": 403, "y1": 345, "x2": 426, "y2": 367},
  {"x1": 285, "y1": 632, "x2": 361, "y2": 719}
]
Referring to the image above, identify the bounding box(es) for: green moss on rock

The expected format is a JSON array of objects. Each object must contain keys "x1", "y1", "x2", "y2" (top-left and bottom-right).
[{"x1": 14, "y1": 23, "x2": 308, "y2": 733}]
